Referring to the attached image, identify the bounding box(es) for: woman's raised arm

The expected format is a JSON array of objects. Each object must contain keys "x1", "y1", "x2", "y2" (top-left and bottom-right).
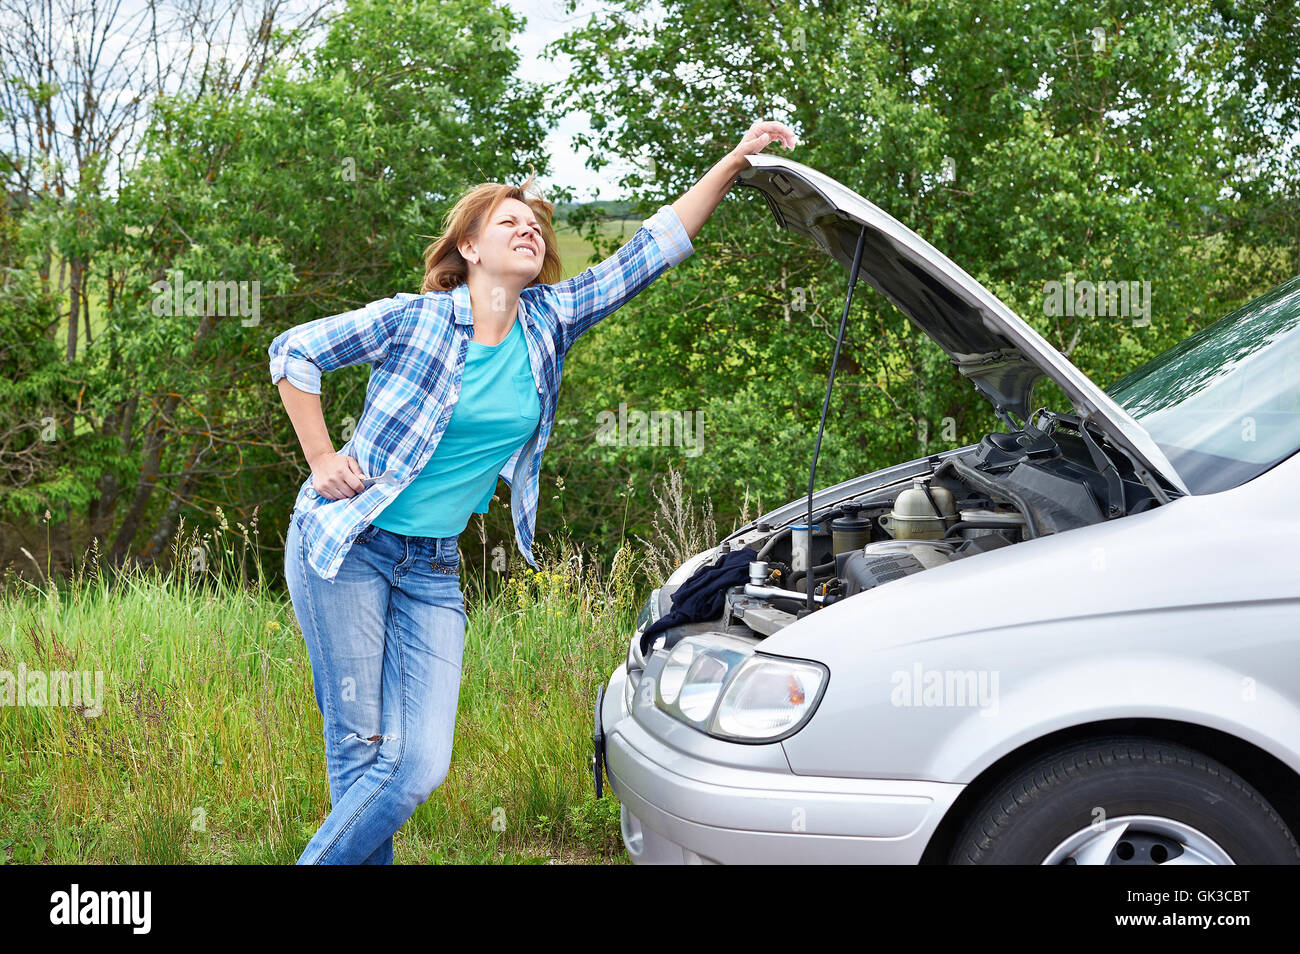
[
  {"x1": 545, "y1": 119, "x2": 798, "y2": 355},
  {"x1": 671, "y1": 120, "x2": 798, "y2": 239}
]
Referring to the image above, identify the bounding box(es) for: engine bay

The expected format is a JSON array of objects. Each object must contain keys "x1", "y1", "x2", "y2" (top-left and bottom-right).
[{"x1": 717, "y1": 410, "x2": 1179, "y2": 639}]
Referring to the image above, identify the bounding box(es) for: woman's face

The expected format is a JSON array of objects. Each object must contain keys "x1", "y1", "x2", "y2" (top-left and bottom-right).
[{"x1": 462, "y1": 197, "x2": 546, "y2": 286}]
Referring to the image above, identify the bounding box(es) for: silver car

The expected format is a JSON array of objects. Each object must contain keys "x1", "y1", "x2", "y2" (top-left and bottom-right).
[{"x1": 592, "y1": 154, "x2": 1300, "y2": 865}]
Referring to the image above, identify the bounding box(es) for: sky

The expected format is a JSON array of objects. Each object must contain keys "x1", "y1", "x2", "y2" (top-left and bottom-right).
[{"x1": 504, "y1": 0, "x2": 641, "y2": 201}]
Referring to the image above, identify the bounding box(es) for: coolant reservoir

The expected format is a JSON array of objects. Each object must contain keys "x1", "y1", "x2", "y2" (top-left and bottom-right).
[{"x1": 878, "y1": 480, "x2": 957, "y2": 540}]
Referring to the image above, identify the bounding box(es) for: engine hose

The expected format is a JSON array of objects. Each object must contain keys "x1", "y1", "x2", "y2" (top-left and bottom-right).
[
  {"x1": 790, "y1": 558, "x2": 837, "y2": 584},
  {"x1": 756, "y1": 525, "x2": 791, "y2": 561},
  {"x1": 769, "y1": 596, "x2": 811, "y2": 615}
]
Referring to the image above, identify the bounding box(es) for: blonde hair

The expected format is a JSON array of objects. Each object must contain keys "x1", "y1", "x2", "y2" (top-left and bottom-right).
[{"x1": 421, "y1": 171, "x2": 562, "y2": 292}]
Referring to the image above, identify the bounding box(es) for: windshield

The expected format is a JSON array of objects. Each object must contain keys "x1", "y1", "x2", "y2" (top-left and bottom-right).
[{"x1": 1106, "y1": 275, "x2": 1300, "y2": 495}]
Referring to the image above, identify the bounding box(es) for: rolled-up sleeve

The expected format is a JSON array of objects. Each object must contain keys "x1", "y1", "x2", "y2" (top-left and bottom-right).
[
  {"x1": 546, "y1": 205, "x2": 694, "y2": 356},
  {"x1": 269, "y1": 293, "x2": 416, "y2": 394},
  {"x1": 641, "y1": 204, "x2": 694, "y2": 267}
]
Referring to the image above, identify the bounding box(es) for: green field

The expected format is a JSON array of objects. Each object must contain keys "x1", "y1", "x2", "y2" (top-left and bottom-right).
[{"x1": 554, "y1": 218, "x2": 641, "y2": 280}]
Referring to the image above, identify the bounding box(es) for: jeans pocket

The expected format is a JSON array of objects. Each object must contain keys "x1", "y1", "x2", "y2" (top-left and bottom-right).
[{"x1": 428, "y1": 543, "x2": 459, "y2": 575}]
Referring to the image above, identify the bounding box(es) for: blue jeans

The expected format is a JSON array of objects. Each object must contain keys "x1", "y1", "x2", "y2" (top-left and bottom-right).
[{"x1": 285, "y1": 510, "x2": 467, "y2": 864}]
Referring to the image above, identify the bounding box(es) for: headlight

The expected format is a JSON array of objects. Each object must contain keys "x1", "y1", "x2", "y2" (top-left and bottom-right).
[
  {"x1": 653, "y1": 635, "x2": 828, "y2": 742},
  {"x1": 624, "y1": 588, "x2": 660, "y2": 710},
  {"x1": 633, "y1": 588, "x2": 660, "y2": 636},
  {"x1": 713, "y1": 656, "x2": 827, "y2": 740},
  {"x1": 678, "y1": 653, "x2": 729, "y2": 721},
  {"x1": 657, "y1": 640, "x2": 696, "y2": 705},
  {"x1": 627, "y1": 589, "x2": 659, "y2": 672}
]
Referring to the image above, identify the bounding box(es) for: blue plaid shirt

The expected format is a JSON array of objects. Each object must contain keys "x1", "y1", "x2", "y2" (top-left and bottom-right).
[{"x1": 270, "y1": 204, "x2": 694, "y2": 582}]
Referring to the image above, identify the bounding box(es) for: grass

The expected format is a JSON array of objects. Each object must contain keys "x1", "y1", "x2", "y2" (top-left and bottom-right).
[{"x1": 0, "y1": 504, "x2": 674, "y2": 865}]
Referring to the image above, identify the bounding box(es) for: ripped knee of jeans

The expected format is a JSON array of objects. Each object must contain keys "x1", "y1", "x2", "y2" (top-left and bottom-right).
[{"x1": 341, "y1": 732, "x2": 396, "y2": 745}]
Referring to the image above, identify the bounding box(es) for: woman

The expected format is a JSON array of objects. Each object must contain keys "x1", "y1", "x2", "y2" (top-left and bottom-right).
[{"x1": 270, "y1": 119, "x2": 797, "y2": 864}]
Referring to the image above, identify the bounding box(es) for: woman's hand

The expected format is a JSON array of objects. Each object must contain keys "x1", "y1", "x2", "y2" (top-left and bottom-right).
[
  {"x1": 311, "y1": 451, "x2": 367, "y2": 499},
  {"x1": 726, "y1": 120, "x2": 798, "y2": 162},
  {"x1": 672, "y1": 118, "x2": 799, "y2": 240}
]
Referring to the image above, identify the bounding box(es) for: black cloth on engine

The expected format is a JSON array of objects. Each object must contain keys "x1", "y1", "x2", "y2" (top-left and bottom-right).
[{"x1": 639, "y1": 546, "x2": 759, "y2": 657}]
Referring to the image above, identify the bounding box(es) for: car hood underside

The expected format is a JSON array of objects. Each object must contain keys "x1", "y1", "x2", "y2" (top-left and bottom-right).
[{"x1": 734, "y1": 154, "x2": 1188, "y2": 496}]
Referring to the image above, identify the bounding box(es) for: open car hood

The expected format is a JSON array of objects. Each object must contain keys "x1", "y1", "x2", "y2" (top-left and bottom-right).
[{"x1": 735, "y1": 154, "x2": 1189, "y2": 496}]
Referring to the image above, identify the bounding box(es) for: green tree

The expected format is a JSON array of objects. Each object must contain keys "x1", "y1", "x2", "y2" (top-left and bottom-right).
[
  {"x1": 545, "y1": 0, "x2": 1297, "y2": 556},
  {"x1": 3, "y1": 0, "x2": 559, "y2": 576}
]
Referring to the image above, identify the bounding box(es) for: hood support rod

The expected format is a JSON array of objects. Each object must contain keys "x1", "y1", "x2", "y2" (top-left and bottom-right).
[{"x1": 802, "y1": 223, "x2": 868, "y2": 617}]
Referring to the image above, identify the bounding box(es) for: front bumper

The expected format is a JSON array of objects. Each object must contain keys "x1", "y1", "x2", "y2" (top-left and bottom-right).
[{"x1": 598, "y1": 665, "x2": 964, "y2": 864}]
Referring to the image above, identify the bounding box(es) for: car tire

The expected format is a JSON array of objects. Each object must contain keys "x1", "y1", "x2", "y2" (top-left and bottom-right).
[{"x1": 949, "y1": 735, "x2": 1300, "y2": 864}]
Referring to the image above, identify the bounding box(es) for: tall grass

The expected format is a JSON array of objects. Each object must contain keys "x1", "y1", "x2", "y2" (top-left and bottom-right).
[{"x1": 0, "y1": 478, "x2": 712, "y2": 864}]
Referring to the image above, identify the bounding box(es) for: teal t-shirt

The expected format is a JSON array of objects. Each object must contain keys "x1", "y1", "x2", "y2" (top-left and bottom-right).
[{"x1": 371, "y1": 317, "x2": 540, "y2": 537}]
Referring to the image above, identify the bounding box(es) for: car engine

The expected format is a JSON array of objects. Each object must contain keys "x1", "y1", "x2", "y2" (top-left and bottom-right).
[{"x1": 713, "y1": 411, "x2": 1176, "y2": 639}]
